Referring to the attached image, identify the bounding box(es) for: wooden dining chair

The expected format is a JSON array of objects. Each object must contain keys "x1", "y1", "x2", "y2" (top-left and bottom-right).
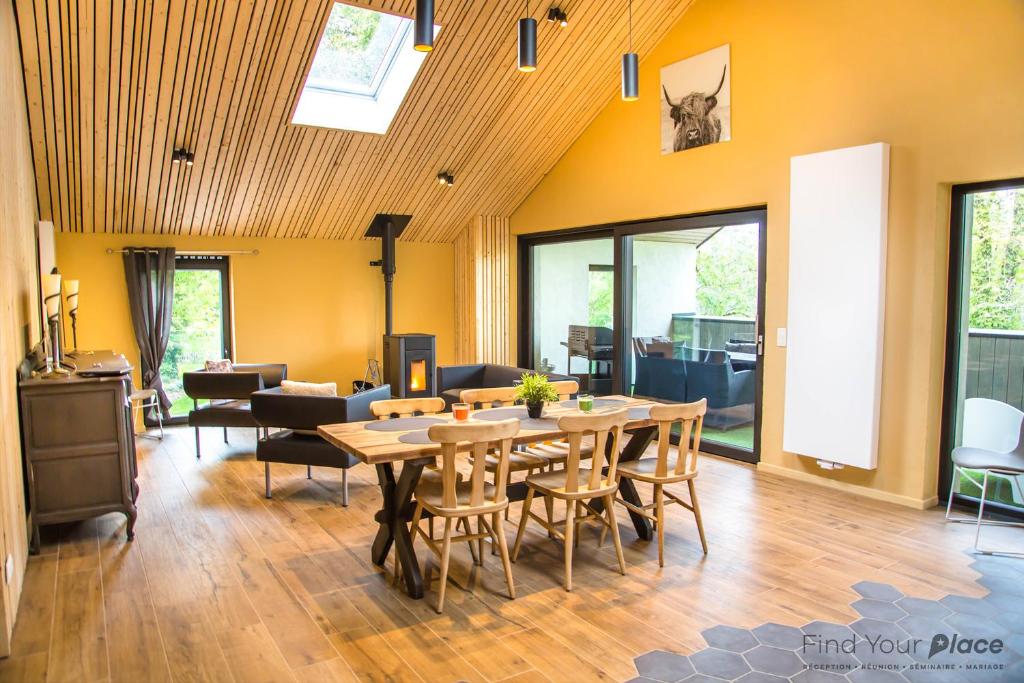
[
  {"x1": 459, "y1": 387, "x2": 548, "y2": 478},
  {"x1": 411, "y1": 418, "x2": 520, "y2": 613},
  {"x1": 520, "y1": 380, "x2": 585, "y2": 466},
  {"x1": 512, "y1": 408, "x2": 629, "y2": 591},
  {"x1": 369, "y1": 396, "x2": 446, "y2": 419},
  {"x1": 615, "y1": 399, "x2": 708, "y2": 567}
]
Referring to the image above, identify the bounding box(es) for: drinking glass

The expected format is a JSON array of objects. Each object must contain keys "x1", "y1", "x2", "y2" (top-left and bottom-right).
[
  {"x1": 452, "y1": 402, "x2": 470, "y2": 422},
  {"x1": 578, "y1": 394, "x2": 594, "y2": 412}
]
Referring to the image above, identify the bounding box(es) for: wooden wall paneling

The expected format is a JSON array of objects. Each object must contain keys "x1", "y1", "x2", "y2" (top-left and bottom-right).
[
  {"x1": 18, "y1": 0, "x2": 692, "y2": 241},
  {"x1": 454, "y1": 216, "x2": 511, "y2": 365}
]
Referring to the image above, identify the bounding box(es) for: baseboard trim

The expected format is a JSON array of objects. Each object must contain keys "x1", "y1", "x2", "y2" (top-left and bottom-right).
[{"x1": 756, "y1": 462, "x2": 939, "y2": 510}]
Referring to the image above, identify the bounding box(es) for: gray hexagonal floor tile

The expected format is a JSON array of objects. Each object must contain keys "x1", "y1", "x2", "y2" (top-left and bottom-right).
[
  {"x1": 752, "y1": 622, "x2": 805, "y2": 651},
  {"x1": 791, "y1": 669, "x2": 847, "y2": 683},
  {"x1": 802, "y1": 621, "x2": 858, "y2": 645},
  {"x1": 850, "y1": 617, "x2": 910, "y2": 644},
  {"x1": 848, "y1": 669, "x2": 905, "y2": 683},
  {"x1": 852, "y1": 581, "x2": 904, "y2": 602},
  {"x1": 736, "y1": 672, "x2": 787, "y2": 683},
  {"x1": 902, "y1": 667, "x2": 969, "y2": 683},
  {"x1": 745, "y1": 645, "x2": 804, "y2": 677},
  {"x1": 899, "y1": 614, "x2": 951, "y2": 640},
  {"x1": 979, "y1": 575, "x2": 1024, "y2": 598},
  {"x1": 701, "y1": 625, "x2": 759, "y2": 653},
  {"x1": 690, "y1": 648, "x2": 752, "y2": 679},
  {"x1": 679, "y1": 675, "x2": 728, "y2": 683},
  {"x1": 852, "y1": 597, "x2": 906, "y2": 621},
  {"x1": 897, "y1": 597, "x2": 952, "y2": 619},
  {"x1": 944, "y1": 611, "x2": 1011, "y2": 641},
  {"x1": 939, "y1": 594, "x2": 997, "y2": 618},
  {"x1": 634, "y1": 650, "x2": 695, "y2": 683}
]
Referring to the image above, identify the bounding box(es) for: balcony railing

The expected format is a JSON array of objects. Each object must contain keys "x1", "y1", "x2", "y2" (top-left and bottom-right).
[
  {"x1": 966, "y1": 328, "x2": 1024, "y2": 410},
  {"x1": 670, "y1": 314, "x2": 756, "y2": 350}
]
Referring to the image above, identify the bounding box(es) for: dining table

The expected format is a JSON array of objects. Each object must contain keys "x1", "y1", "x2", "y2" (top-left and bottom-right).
[{"x1": 318, "y1": 394, "x2": 664, "y2": 599}]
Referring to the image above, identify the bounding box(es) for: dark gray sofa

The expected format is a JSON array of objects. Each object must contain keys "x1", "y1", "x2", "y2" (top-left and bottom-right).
[
  {"x1": 437, "y1": 363, "x2": 574, "y2": 409},
  {"x1": 250, "y1": 384, "x2": 391, "y2": 505}
]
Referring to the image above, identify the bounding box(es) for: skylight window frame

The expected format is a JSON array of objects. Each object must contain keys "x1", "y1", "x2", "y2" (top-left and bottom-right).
[
  {"x1": 290, "y1": 2, "x2": 439, "y2": 135},
  {"x1": 303, "y1": 13, "x2": 413, "y2": 100}
]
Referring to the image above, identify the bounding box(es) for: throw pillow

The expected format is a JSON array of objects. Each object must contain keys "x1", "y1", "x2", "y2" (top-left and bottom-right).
[
  {"x1": 205, "y1": 359, "x2": 233, "y2": 373},
  {"x1": 281, "y1": 380, "x2": 337, "y2": 397}
]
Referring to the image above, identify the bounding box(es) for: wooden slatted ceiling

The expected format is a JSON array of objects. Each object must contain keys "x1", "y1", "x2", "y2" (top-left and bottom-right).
[{"x1": 14, "y1": 0, "x2": 693, "y2": 243}]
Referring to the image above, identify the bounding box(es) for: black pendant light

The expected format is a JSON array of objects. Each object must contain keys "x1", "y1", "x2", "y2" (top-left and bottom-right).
[
  {"x1": 518, "y1": 1, "x2": 537, "y2": 73},
  {"x1": 414, "y1": 0, "x2": 434, "y2": 52},
  {"x1": 621, "y1": 0, "x2": 639, "y2": 100}
]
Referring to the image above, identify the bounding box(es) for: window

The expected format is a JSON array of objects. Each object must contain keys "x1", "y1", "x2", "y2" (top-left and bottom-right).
[
  {"x1": 941, "y1": 179, "x2": 1024, "y2": 514},
  {"x1": 155, "y1": 256, "x2": 231, "y2": 424},
  {"x1": 292, "y1": 3, "x2": 438, "y2": 134}
]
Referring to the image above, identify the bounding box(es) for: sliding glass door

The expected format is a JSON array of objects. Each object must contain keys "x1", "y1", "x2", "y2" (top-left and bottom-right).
[
  {"x1": 153, "y1": 255, "x2": 232, "y2": 425},
  {"x1": 941, "y1": 179, "x2": 1024, "y2": 514},
  {"x1": 526, "y1": 234, "x2": 616, "y2": 396},
  {"x1": 519, "y1": 208, "x2": 766, "y2": 462}
]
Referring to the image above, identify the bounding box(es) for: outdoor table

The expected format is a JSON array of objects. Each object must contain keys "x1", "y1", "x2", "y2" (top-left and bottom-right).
[{"x1": 318, "y1": 395, "x2": 663, "y2": 599}]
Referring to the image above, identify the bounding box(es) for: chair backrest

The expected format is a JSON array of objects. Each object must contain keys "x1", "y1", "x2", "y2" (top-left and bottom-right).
[
  {"x1": 556, "y1": 409, "x2": 629, "y2": 493},
  {"x1": 370, "y1": 397, "x2": 446, "y2": 419},
  {"x1": 427, "y1": 418, "x2": 520, "y2": 510},
  {"x1": 548, "y1": 380, "x2": 579, "y2": 401},
  {"x1": 962, "y1": 397, "x2": 1024, "y2": 454},
  {"x1": 460, "y1": 386, "x2": 518, "y2": 408},
  {"x1": 649, "y1": 399, "x2": 707, "y2": 477}
]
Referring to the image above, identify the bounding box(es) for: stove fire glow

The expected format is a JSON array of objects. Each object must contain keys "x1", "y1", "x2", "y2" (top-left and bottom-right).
[{"x1": 409, "y1": 359, "x2": 426, "y2": 392}]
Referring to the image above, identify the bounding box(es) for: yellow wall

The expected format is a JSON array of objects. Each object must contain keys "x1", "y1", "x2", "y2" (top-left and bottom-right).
[
  {"x1": 512, "y1": 0, "x2": 1024, "y2": 507},
  {"x1": 0, "y1": 0, "x2": 40, "y2": 652},
  {"x1": 55, "y1": 233, "x2": 455, "y2": 398}
]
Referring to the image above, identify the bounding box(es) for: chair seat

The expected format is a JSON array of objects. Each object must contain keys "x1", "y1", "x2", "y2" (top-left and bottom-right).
[
  {"x1": 523, "y1": 437, "x2": 595, "y2": 465},
  {"x1": 617, "y1": 455, "x2": 697, "y2": 483},
  {"x1": 525, "y1": 467, "x2": 617, "y2": 500},
  {"x1": 129, "y1": 388, "x2": 157, "y2": 402},
  {"x1": 480, "y1": 450, "x2": 547, "y2": 473},
  {"x1": 952, "y1": 446, "x2": 1024, "y2": 474},
  {"x1": 415, "y1": 478, "x2": 505, "y2": 515}
]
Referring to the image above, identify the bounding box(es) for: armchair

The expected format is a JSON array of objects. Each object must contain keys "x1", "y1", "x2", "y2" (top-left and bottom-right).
[
  {"x1": 250, "y1": 384, "x2": 391, "y2": 505},
  {"x1": 437, "y1": 363, "x2": 573, "y2": 409},
  {"x1": 684, "y1": 355, "x2": 755, "y2": 429},
  {"x1": 182, "y1": 363, "x2": 287, "y2": 458}
]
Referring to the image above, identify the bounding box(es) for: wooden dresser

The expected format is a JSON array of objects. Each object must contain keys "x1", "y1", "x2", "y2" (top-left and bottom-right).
[{"x1": 18, "y1": 351, "x2": 139, "y2": 551}]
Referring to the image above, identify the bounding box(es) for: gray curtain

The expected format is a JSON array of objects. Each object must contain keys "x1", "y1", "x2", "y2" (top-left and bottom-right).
[{"x1": 123, "y1": 247, "x2": 176, "y2": 417}]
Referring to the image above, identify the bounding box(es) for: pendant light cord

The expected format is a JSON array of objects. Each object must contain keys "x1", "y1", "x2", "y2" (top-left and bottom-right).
[{"x1": 628, "y1": 0, "x2": 633, "y2": 52}]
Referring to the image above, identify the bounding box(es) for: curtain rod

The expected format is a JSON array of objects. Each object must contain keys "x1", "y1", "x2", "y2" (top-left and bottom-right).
[{"x1": 105, "y1": 248, "x2": 259, "y2": 256}]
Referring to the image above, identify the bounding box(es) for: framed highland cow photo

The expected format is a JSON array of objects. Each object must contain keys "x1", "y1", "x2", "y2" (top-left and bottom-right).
[{"x1": 660, "y1": 44, "x2": 731, "y2": 155}]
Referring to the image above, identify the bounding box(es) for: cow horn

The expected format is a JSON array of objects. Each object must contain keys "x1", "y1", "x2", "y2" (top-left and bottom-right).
[
  {"x1": 662, "y1": 84, "x2": 676, "y2": 107},
  {"x1": 706, "y1": 65, "x2": 727, "y2": 101}
]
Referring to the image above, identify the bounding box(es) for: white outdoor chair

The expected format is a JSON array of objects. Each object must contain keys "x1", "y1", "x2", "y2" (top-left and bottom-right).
[
  {"x1": 130, "y1": 388, "x2": 164, "y2": 440},
  {"x1": 945, "y1": 397, "x2": 1024, "y2": 555}
]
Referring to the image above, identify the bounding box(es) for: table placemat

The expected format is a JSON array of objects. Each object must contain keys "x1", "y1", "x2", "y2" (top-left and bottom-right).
[
  {"x1": 473, "y1": 407, "x2": 558, "y2": 431},
  {"x1": 558, "y1": 398, "x2": 627, "y2": 409},
  {"x1": 398, "y1": 430, "x2": 435, "y2": 445},
  {"x1": 628, "y1": 405, "x2": 651, "y2": 421},
  {"x1": 365, "y1": 416, "x2": 446, "y2": 432}
]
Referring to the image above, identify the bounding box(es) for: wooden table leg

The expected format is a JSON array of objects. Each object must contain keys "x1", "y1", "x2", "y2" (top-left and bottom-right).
[
  {"x1": 370, "y1": 460, "x2": 429, "y2": 599},
  {"x1": 593, "y1": 425, "x2": 657, "y2": 541}
]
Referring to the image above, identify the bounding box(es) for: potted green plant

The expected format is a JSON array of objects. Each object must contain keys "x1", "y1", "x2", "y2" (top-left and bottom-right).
[{"x1": 514, "y1": 372, "x2": 559, "y2": 418}]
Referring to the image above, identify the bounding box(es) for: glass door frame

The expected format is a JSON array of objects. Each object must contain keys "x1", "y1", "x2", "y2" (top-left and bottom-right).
[
  {"x1": 517, "y1": 205, "x2": 767, "y2": 464},
  {"x1": 144, "y1": 254, "x2": 233, "y2": 427},
  {"x1": 939, "y1": 177, "x2": 1024, "y2": 519}
]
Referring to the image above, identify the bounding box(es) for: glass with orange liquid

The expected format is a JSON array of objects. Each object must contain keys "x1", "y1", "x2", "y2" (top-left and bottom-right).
[{"x1": 452, "y1": 402, "x2": 470, "y2": 422}]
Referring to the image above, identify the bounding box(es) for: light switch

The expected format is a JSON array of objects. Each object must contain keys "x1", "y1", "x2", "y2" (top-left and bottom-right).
[{"x1": 777, "y1": 328, "x2": 787, "y2": 347}]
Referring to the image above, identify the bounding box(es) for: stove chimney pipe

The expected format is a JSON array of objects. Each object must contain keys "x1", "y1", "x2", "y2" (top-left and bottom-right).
[{"x1": 365, "y1": 214, "x2": 411, "y2": 338}]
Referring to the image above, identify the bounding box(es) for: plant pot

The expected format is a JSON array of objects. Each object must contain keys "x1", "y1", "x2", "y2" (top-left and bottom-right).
[{"x1": 526, "y1": 401, "x2": 544, "y2": 419}]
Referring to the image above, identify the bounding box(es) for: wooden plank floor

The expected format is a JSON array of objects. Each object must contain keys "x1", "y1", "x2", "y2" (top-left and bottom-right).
[{"x1": 0, "y1": 425, "x2": 1003, "y2": 682}]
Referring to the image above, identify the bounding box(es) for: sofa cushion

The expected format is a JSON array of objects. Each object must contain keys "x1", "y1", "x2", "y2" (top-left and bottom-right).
[
  {"x1": 440, "y1": 388, "x2": 465, "y2": 408},
  {"x1": 205, "y1": 359, "x2": 233, "y2": 372},
  {"x1": 188, "y1": 400, "x2": 258, "y2": 428},
  {"x1": 281, "y1": 380, "x2": 337, "y2": 397},
  {"x1": 256, "y1": 430, "x2": 360, "y2": 468}
]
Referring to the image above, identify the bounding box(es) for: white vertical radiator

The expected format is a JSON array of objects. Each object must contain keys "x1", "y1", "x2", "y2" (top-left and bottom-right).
[{"x1": 783, "y1": 142, "x2": 890, "y2": 470}]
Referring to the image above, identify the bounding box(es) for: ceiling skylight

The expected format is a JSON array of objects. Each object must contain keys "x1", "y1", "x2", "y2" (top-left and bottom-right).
[{"x1": 292, "y1": 3, "x2": 438, "y2": 134}]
